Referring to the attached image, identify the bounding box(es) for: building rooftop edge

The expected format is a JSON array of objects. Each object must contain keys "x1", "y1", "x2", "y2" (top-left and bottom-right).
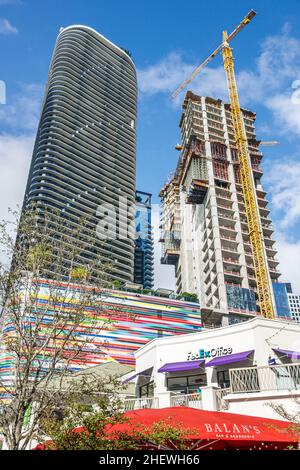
[
  {"x1": 28, "y1": 277, "x2": 200, "y2": 306},
  {"x1": 182, "y1": 90, "x2": 256, "y2": 117},
  {"x1": 135, "y1": 316, "x2": 300, "y2": 356},
  {"x1": 58, "y1": 25, "x2": 136, "y2": 68}
]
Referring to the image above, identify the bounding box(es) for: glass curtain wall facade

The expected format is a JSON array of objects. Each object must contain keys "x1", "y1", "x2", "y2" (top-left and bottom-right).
[{"x1": 134, "y1": 191, "x2": 154, "y2": 289}]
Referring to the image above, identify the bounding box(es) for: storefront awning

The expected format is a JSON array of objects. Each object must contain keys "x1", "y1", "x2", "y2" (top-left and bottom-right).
[
  {"x1": 122, "y1": 367, "x2": 153, "y2": 384},
  {"x1": 205, "y1": 350, "x2": 254, "y2": 367},
  {"x1": 158, "y1": 360, "x2": 205, "y2": 373},
  {"x1": 273, "y1": 348, "x2": 300, "y2": 360},
  {"x1": 122, "y1": 373, "x2": 138, "y2": 384}
]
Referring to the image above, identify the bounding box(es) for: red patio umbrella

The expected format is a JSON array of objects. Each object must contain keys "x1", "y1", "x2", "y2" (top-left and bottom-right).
[{"x1": 107, "y1": 407, "x2": 300, "y2": 450}]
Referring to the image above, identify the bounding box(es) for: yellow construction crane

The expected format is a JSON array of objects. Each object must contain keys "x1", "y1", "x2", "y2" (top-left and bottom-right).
[{"x1": 172, "y1": 10, "x2": 275, "y2": 319}]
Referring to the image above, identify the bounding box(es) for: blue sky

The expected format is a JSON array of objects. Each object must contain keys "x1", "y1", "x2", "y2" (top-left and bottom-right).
[{"x1": 0, "y1": 0, "x2": 300, "y2": 291}]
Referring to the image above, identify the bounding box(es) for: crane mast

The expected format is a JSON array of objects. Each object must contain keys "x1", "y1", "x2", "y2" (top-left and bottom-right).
[{"x1": 222, "y1": 31, "x2": 275, "y2": 319}]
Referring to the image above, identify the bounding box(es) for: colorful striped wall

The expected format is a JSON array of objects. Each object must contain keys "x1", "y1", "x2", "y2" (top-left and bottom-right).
[{"x1": 0, "y1": 279, "x2": 202, "y2": 384}]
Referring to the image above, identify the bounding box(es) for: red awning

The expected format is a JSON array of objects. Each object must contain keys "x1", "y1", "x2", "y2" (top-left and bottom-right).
[
  {"x1": 34, "y1": 407, "x2": 300, "y2": 451},
  {"x1": 107, "y1": 407, "x2": 300, "y2": 450}
]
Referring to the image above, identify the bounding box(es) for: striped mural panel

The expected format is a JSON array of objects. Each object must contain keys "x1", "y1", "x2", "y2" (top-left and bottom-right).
[{"x1": 0, "y1": 279, "x2": 202, "y2": 384}]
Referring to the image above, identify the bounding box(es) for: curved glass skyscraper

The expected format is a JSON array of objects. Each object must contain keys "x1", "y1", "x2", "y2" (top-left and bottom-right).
[{"x1": 23, "y1": 25, "x2": 137, "y2": 282}]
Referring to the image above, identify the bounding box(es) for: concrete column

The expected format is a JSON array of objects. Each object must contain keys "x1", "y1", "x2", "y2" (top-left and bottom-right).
[
  {"x1": 201, "y1": 97, "x2": 227, "y2": 313},
  {"x1": 200, "y1": 386, "x2": 219, "y2": 411},
  {"x1": 157, "y1": 391, "x2": 172, "y2": 408}
]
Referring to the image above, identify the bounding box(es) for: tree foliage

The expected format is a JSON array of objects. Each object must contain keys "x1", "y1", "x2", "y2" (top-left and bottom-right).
[
  {"x1": 268, "y1": 398, "x2": 300, "y2": 443},
  {"x1": 0, "y1": 206, "x2": 117, "y2": 449},
  {"x1": 41, "y1": 399, "x2": 191, "y2": 451}
]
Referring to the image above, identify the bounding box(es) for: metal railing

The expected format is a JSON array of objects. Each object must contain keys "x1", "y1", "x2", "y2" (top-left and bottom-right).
[
  {"x1": 122, "y1": 397, "x2": 159, "y2": 412},
  {"x1": 229, "y1": 363, "x2": 300, "y2": 394},
  {"x1": 170, "y1": 393, "x2": 202, "y2": 409},
  {"x1": 215, "y1": 388, "x2": 230, "y2": 410}
]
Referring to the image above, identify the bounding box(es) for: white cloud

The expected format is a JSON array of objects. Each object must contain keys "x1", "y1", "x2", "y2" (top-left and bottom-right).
[
  {"x1": 0, "y1": 18, "x2": 17, "y2": 35},
  {"x1": 138, "y1": 53, "x2": 192, "y2": 96},
  {"x1": 0, "y1": 82, "x2": 42, "y2": 221},
  {"x1": 267, "y1": 160, "x2": 300, "y2": 229},
  {"x1": 0, "y1": 134, "x2": 34, "y2": 221},
  {"x1": 276, "y1": 235, "x2": 300, "y2": 293},
  {"x1": 264, "y1": 158, "x2": 300, "y2": 292},
  {"x1": 266, "y1": 93, "x2": 300, "y2": 136},
  {"x1": 137, "y1": 53, "x2": 227, "y2": 103},
  {"x1": 0, "y1": 83, "x2": 43, "y2": 131},
  {"x1": 137, "y1": 24, "x2": 300, "y2": 128}
]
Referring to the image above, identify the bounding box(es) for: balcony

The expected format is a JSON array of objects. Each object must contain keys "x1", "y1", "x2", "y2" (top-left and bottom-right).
[
  {"x1": 216, "y1": 194, "x2": 232, "y2": 206},
  {"x1": 221, "y1": 245, "x2": 239, "y2": 259},
  {"x1": 264, "y1": 236, "x2": 275, "y2": 247},
  {"x1": 251, "y1": 163, "x2": 263, "y2": 175},
  {"x1": 262, "y1": 224, "x2": 274, "y2": 235},
  {"x1": 266, "y1": 246, "x2": 277, "y2": 256},
  {"x1": 218, "y1": 211, "x2": 235, "y2": 221},
  {"x1": 218, "y1": 218, "x2": 236, "y2": 232},
  {"x1": 223, "y1": 256, "x2": 240, "y2": 266},
  {"x1": 219, "y1": 225, "x2": 236, "y2": 234},
  {"x1": 259, "y1": 206, "x2": 270, "y2": 216},
  {"x1": 220, "y1": 235, "x2": 237, "y2": 243},
  {"x1": 186, "y1": 179, "x2": 209, "y2": 205},
  {"x1": 215, "y1": 187, "x2": 231, "y2": 198},
  {"x1": 161, "y1": 239, "x2": 180, "y2": 266},
  {"x1": 229, "y1": 363, "x2": 300, "y2": 394},
  {"x1": 268, "y1": 257, "x2": 280, "y2": 267},
  {"x1": 224, "y1": 270, "x2": 242, "y2": 281},
  {"x1": 217, "y1": 203, "x2": 234, "y2": 212}
]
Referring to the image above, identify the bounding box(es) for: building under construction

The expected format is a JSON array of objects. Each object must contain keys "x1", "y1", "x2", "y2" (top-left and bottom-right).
[{"x1": 160, "y1": 92, "x2": 280, "y2": 327}]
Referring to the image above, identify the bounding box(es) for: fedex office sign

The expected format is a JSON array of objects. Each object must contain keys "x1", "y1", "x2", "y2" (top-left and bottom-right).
[{"x1": 187, "y1": 346, "x2": 233, "y2": 361}]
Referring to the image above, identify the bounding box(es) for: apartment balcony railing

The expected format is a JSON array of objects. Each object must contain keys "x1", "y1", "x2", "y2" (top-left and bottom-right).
[
  {"x1": 218, "y1": 203, "x2": 234, "y2": 211},
  {"x1": 229, "y1": 363, "x2": 300, "y2": 394},
  {"x1": 218, "y1": 212, "x2": 235, "y2": 221},
  {"x1": 224, "y1": 270, "x2": 242, "y2": 277},
  {"x1": 225, "y1": 282, "x2": 242, "y2": 288},
  {"x1": 170, "y1": 392, "x2": 203, "y2": 409},
  {"x1": 216, "y1": 194, "x2": 232, "y2": 202},
  {"x1": 219, "y1": 225, "x2": 236, "y2": 232},
  {"x1": 122, "y1": 397, "x2": 159, "y2": 412},
  {"x1": 251, "y1": 163, "x2": 263, "y2": 173},
  {"x1": 223, "y1": 257, "x2": 239, "y2": 265},
  {"x1": 221, "y1": 235, "x2": 237, "y2": 242},
  {"x1": 221, "y1": 246, "x2": 239, "y2": 254}
]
